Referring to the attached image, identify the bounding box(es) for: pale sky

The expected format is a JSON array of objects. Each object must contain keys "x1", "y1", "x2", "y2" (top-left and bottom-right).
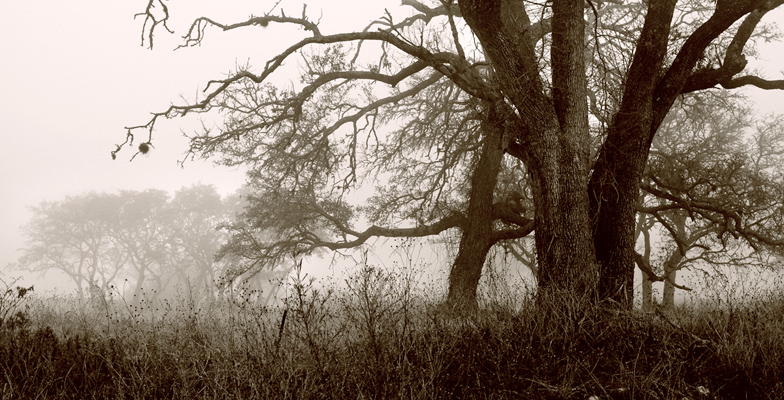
[
  {"x1": 0, "y1": 0, "x2": 392, "y2": 290},
  {"x1": 0, "y1": 1, "x2": 782, "y2": 293}
]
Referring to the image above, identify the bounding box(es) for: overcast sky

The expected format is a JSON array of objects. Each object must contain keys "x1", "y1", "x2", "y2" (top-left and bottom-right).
[
  {"x1": 0, "y1": 0, "x2": 394, "y2": 290},
  {"x1": 1, "y1": 1, "x2": 782, "y2": 292}
]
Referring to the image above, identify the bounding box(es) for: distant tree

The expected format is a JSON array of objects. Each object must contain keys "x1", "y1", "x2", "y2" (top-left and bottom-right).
[
  {"x1": 162, "y1": 184, "x2": 231, "y2": 297},
  {"x1": 15, "y1": 193, "x2": 125, "y2": 298},
  {"x1": 15, "y1": 186, "x2": 235, "y2": 300},
  {"x1": 105, "y1": 189, "x2": 171, "y2": 301},
  {"x1": 637, "y1": 96, "x2": 784, "y2": 309},
  {"x1": 115, "y1": 0, "x2": 784, "y2": 310}
]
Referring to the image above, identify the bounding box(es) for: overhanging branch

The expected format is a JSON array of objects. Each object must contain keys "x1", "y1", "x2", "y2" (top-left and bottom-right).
[
  {"x1": 319, "y1": 213, "x2": 467, "y2": 250},
  {"x1": 115, "y1": 26, "x2": 498, "y2": 159},
  {"x1": 721, "y1": 75, "x2": 784, "y2": 90},
  {"x1": 681, "y1": 0, "x2": 784, "y2": 93},
  {"x1": 652, "y1": 0, "x2": 765, "y2": 128}
]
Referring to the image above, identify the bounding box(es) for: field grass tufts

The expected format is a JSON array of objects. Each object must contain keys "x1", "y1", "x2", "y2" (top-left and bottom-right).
[{"x1": 1, "y1": 266, "x2": 783, "y2": 399}]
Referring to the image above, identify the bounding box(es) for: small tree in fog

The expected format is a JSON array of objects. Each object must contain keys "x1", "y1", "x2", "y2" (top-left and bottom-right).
[
  {"x1": 14, "y1": 185, "x2": 235, "y2": 300},
  {"x1": 15, "y1": 193, "x2": 125, "y2": 298},
  {"x1": 161, "y1": 184, "x2": 232, "y2": 298}
]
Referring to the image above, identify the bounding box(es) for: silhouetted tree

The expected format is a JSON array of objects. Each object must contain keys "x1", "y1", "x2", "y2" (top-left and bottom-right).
[
  {"x1": 162, "y1": 184, "x2": 230, "y2": 297},
  {"x1": 16, "y1": 193, "x2": 125, "y2": 298},
  {"x1": 15, "y1": 186, "x2": 235, "y2": 300},
  {"x1": 115, "y1": 0, "x2": 784, "y2": 310},
  {"x1": 637, "y1": 96, "x2": 784, "y2": 309}
]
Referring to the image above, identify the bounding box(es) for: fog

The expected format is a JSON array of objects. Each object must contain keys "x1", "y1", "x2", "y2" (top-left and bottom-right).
[
  {"x1": 1, "y1": 1, "x2": 782, "y2": 301},
  {"x1": 0, "y1": 0, "x2": 392, "y2": 292}
]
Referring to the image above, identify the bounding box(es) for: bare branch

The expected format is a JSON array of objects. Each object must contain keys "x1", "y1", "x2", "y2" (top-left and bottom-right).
[
  {"x1": 178, "y1": 12, "x2": 322, "y2": 50},
  {"x1": 114, "y1": 27, "x2": 500, "y2": 159},
  {"x1": 319, "y1": 213, "x2": 467, "y2": 250},
  {"x1": 135, "y1": 0, "x2": 174, "y2": 49},
  {"x1": 681, "y1": 0, "x2": 784, "y2": 93},
  {"x1": 221, "y1": 207, "x2": 467, "y2": 268},
  {"x1": 634, "y1": 252, "x2": 693, "y2": 291},
  {"x1": 491, "y1": 224, "x2": 535, "y2": 242},
  {"x1": 651, "y1": 211, "x2": 689, "y2": 257},
  {"x1": 653, "y1": 0, "x2": 768, "y2": 127},
  {"x1": 721, "y1": 75, "x2": 784, "y2": 90}
]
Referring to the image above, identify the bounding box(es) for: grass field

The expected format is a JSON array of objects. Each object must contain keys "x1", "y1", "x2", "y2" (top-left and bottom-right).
[{"x1": 1, "y1": 265, "x2": 783, "y2": 399}]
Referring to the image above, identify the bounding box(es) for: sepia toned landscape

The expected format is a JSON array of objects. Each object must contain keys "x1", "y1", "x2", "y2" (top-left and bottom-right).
[{"x1": 3, "y1": 0, "x2": 784, "y2": 398}]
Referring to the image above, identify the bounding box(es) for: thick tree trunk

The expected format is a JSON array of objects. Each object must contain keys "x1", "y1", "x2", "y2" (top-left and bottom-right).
[
  {"x1": 589, "y1": 135, "x2": 648, "y2": 306},
  {"x1": 533, "y1": 0, "x2": 598, "y2": 304},
  {"x1": 459, "y1": 0, "x2": 599, "y2": 307},
  {"x1": 446, "y1": 106, "x2": 505, "y2": 311},
  {"x1": 589, "y1": 0, "x2": 678, "y2": 307},
  {"x1": 528, "y1": 134, "x2": 598, "y2": 303}
]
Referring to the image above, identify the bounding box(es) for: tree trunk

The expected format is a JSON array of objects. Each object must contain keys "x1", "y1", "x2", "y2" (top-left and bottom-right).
[
  {"x1": 589, "y1": 135, "x2": 649, "y2": 306},
  {"x1": 636, "y1": 213, "x2": 655, "y2": 311},
  {"x1": 642, "y1": 275, "x2": 654, "y2": 311},
  {"x1": 662, "y1": 211, "x2": 688, "y2": 309},
  {"x1": 447, "y1": 105, "x2": 505, "y2": 311},
  {"x1": 74, "y1": 276, "x2": 86, "y2": 300},
  {"x1": 661, "y1": 247, "x2": 686, "y2": 309},
  {"x1": 458, "y1": 0, "x2": 599, "y2": 308},
  {"x1": 533, "y1": 0, "x2": 598, "y2": 304},
  {"x1": 529, "y1": 133, "x2": 598, "y2": 304},
  {"x1": 131, "y1": 266, "x2": 147, "y2": 303},
  {"x1": 662, "y1": 269, "x2": 678, "y2": 309},
  {"x1": 588, "y1": 0, "x2": 678, "y2": 308}
]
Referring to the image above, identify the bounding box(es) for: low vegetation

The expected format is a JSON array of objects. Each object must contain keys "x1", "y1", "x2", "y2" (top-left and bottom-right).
[{"x1": 1, "y1": 266, "x2": 783, "y2": 400}]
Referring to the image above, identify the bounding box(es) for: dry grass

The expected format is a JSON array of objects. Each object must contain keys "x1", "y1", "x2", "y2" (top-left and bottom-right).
[{"x1": 1, "y1": 265, "x2": 783, "y2": 400}]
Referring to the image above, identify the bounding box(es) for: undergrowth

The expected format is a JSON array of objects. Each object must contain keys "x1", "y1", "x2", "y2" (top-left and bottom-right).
[{"x1": 1, "y1": 265, "x2": 783, "y2": 400}]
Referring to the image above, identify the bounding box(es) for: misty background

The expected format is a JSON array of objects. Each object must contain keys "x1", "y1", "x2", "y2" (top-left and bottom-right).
[
  {"x1": 2, "y1": 0, "x2": 783, "y2": 298},
  {"x1": 0, "y1": 1, "x2": 388, "y2": 293}
]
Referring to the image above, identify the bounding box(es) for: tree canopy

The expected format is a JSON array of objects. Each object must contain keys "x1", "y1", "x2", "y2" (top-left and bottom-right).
[
  {"x1": 114, "y1": 0, "x2": 784, "y2": 311},
  {"x1": 636, "y1": 94, "x2": 784, "y2": 308},
  {"x1": 13, "y1": 185, "x2": 236, "y2": 301}
]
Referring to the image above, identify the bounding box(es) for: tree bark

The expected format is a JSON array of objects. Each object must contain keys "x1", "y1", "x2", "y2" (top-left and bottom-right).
[
  {"x1": 642, "y1": 274, "x2": 654, "y2": 311},
  {"x1": 528, "y1": 139, "x2": 598, "y2": 303},
  {"x1": 661, "y1": 261, "x2": 680, "y2": 309},
  {"x1": 459, "y1": 0, "x2": 599, "y2": 306},
  {"x1": 535, "y1": 0, "x2": 598, "y2": 303},
  {"x1": 589, "y1": 127, "x2": 651, "y2": 306},
  {"x1": 447, "y1": 105, "x2": 505, "y2": 311},
  {"x1": 589, "y1": 0, "x2": 677, "y2": 307}
]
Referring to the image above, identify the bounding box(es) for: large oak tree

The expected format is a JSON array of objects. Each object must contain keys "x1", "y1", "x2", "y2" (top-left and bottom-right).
[{"x1": 115, "y1": 0, "x2": 784, "y2": 310}]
